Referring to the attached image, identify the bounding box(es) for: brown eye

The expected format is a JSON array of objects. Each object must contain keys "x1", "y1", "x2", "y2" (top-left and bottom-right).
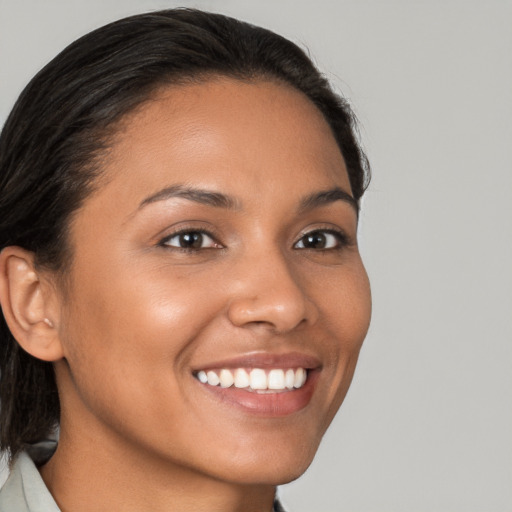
[
  {"x1": 295, "y1": 230, "x2": 345, "y2": 250},
  {"x1": 162, "y1": 231, "x2": 218, "y2": 249}
]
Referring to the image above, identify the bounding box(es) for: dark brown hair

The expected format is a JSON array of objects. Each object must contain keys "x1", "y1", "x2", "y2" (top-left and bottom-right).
[{"x1": 0, "y1": 8, "x2": 370, "y2": 461}]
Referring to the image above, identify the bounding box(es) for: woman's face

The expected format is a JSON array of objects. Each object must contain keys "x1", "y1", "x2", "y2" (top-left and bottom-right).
[{"x1": 54, "y1": 78, "x2": 371, "y2": 485}]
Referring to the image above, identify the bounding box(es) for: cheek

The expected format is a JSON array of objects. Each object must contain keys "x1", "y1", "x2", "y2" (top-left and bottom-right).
[
  {"x1": 313, "y1": 258, "x2": 372, "y2": 344},
  {"x1": 59, "y1": 262, "x2": 223, "y2": 405},
  {"x1": 56, "y1": 265, "x2": 228, "y2": 459},
  {"x1": 312, "y1": 260, "x2": 371, "y2": 408},
  {"x1": 66, "y1": 257, "x2": 219, "y2": 341}
]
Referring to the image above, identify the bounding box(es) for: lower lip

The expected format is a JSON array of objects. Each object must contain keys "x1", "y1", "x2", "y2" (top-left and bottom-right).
[{"x1": 197, "y1": 371, "x2": 319, "y2": 417}]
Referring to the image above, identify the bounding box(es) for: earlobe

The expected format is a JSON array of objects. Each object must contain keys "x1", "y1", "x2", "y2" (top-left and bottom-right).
[{"x1": 0, "y1": 246, "x2": 64, "y2": 362}]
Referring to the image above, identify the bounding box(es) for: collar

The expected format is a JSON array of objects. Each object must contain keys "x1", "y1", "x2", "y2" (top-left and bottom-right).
[{"x1": 0, "y1": 451, "x2": 60, "y2": 512}]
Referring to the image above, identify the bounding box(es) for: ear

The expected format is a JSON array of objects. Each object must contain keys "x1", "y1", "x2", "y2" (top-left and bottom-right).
[{"x1": 0, "y1": 246, "x2": 64, "y2": 362}]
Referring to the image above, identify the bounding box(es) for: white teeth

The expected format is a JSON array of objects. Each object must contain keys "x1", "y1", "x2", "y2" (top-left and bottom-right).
[
  {"x1": 294, "y1": 367, "x2": 307, "y2": 388},
  {"x1": 234, "y1": 368, "x2": 250, "y2": 388},
  {"x1": 196, "y1": 367, "x2": 308, "y2": 391},
  {"x1": 249, "y1": 369, "x2": 267, "y2": 390},
  {"x1": 219, "y1": 369, "x2": 234, "y2": 388},
  {"x1": 268, "y1": 369, "x2": 285, "y2": 390},
  {"x1": 285, "y1": 369, "x2": 295, "y2": 389},
  {"x1": 206, "y1": 370, "x2": 220, "y2": 386}
]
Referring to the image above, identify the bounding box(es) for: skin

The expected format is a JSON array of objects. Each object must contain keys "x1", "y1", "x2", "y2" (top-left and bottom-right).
[{"x1": 34, "y1": 78, "x2": 372, "y2": 512}]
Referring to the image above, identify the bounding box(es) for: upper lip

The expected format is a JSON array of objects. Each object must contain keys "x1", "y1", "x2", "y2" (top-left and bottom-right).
[{"x1": 192, "y1": 351, "x2": 322, "y2": 371}]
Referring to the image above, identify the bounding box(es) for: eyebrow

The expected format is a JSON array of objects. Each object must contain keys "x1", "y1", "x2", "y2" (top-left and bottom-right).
[
  {"x1": 139, "y1": 185, "x2": 240, "y2": 210},
  {"x1": 298, "y1": 187, "x2": 359, "y2": 215},
  {"x1": 139, "y1": 184, "x2": 358, "y2": 215}
]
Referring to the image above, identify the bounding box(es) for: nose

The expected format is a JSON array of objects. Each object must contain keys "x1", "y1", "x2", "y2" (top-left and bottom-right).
[{"x1": 226, "y1": 249, "x2": 318, "y2": 333}]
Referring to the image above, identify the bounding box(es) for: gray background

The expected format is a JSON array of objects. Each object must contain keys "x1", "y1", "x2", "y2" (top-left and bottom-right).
[{"x1": 1, "y1": 1, "x2": 511, "y2": 511}]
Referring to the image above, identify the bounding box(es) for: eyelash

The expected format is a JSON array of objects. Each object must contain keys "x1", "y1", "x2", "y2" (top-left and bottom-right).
[{"x1": 158, "y1": 227, "x2": 350, "y2": 252}]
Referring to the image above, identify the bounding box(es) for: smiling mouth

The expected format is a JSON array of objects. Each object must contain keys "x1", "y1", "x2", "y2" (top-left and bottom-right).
[{"x1": 195, "y1": 367, "x2": 308, "y2": 393}]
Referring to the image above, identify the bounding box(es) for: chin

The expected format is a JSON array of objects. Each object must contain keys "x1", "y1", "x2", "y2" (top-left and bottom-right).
[
  {"x1": 219, "y1": 463, "x2": 313, "y2": 487},
  {"x1": 208, "y1": 438, "x2": 321, "y2": 486}
]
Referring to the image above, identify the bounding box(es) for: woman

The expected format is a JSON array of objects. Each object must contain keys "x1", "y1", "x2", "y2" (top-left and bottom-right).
[{"x1": 0, "y1": 9, "x2": 371, "y2": 511}]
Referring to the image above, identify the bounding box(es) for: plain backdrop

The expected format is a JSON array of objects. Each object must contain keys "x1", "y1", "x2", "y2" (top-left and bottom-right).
[{"x1": 1, "y1": 1, "x2": 511, "y2": 511}]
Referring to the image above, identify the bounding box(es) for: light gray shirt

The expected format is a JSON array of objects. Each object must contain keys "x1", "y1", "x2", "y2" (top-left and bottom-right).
[{"x1": 0, "y1": 451, "x2": 60, "y2": 512}]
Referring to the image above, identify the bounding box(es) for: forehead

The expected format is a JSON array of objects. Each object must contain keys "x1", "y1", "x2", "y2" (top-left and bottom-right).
[{"x1": 98, "y1": 78, "x2": 352, "y2": 206}]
